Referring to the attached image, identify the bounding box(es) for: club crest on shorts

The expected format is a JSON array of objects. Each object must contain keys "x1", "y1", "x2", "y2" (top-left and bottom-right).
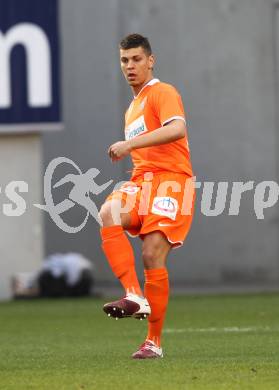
[{"x1": 151, "y1": 197, "x2": 178, "y2": 220}]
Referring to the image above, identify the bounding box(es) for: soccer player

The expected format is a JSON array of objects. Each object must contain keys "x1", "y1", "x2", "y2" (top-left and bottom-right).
[{"x1": 99, "y1": 34, "x2": 194, "y2": 359}]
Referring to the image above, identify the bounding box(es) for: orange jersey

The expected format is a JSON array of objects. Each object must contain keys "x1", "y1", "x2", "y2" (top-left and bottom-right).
[{"x1": 124, "y1": 78, "x2": 193, "y2": 178}]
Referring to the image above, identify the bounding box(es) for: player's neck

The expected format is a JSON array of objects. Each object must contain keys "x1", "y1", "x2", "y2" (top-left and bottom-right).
[{"x1": 132, "y1": 75, "x2": 154, "y2": 97}]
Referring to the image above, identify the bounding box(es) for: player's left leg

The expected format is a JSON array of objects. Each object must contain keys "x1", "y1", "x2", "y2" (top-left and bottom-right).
[{"x1": 132, "y1": 231, "x2": 171, "y2": 359}]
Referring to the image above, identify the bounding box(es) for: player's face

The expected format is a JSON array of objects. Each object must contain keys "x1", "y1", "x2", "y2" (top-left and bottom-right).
[{"x1": 120, "y1": 47, "x2": 154, "y2": 91}]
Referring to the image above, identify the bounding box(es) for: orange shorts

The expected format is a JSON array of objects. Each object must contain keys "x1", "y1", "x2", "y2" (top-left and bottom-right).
[{"x1": 106, "y1": 172, "x2": 195, "y2": 248}]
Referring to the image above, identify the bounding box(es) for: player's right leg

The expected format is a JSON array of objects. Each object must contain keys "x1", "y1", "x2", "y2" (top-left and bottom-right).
[{"x1": 99, "y1": 199, "x2": 151, "y2": 320}]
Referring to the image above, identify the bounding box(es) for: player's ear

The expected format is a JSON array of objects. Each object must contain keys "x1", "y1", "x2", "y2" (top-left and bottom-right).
[{"x1": 148, "y1": 54, "x2": 155, "y2": 70}]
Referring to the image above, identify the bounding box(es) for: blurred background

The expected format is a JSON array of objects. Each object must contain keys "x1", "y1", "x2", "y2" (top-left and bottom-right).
[{"x1": 0, "y1": 0, "x2": 279, "y2": 299}]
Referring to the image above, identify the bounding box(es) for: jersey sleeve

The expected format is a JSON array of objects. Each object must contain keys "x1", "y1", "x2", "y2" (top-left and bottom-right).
[{"x1": 151, "y1": 84, "x2": 186, "y2": 126}]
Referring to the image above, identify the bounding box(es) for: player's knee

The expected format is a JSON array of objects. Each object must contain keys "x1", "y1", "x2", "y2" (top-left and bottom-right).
[
  {"x1": 142, "y1": 233, "x2": 170, "y2": 269},
  {"x1": 142, "y1": 245, "x2": 161, "y2": 268},
  {"x1": 99, "y1": 203, "x2": 114, "y2": 226},
  {"x1": 99, "y1": 200, "x2": 123, "y2": 227}
]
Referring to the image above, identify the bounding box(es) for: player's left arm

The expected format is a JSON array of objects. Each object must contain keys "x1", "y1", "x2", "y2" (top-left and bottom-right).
[
  {"x1": 130, "y1": 119, "x2": 186, "y2": 148},
  {"x1": 108, "y1": 119, "x2": 185, "y2": 161}
]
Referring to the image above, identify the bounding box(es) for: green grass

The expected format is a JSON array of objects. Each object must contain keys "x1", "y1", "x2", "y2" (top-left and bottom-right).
[{"x1": 0, "y1": 293, "x2": 279, "y2": 390}]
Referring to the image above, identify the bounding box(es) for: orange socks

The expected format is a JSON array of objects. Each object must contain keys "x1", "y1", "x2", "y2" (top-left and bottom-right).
[
  {"x1": 144, "y1": 268, "x2": 169, "y2": 347},
  {"x1": 101, "y1": 226, "x2": 169, "y2": 347},
  {"x1": 100, "y1": 225, "x2": 142, "y2": 296}
]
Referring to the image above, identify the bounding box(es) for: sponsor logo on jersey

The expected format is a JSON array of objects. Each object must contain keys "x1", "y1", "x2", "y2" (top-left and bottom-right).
[
  {"x1": 125, "y1": 115, "x2": 148, "y2": 140},
  {"x1": 151, "y1": 197, "x2": 178, "y2": 220}
]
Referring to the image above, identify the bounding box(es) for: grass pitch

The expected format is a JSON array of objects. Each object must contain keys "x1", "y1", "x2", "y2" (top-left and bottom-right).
[{"x1": 0, "y1": 293, "x2": 279, "y2": 390}]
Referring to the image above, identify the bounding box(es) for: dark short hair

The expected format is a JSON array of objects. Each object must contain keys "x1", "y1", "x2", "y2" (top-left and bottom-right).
[{"x1": 119, "y1": 33, "x2": 152, "y2": 56}]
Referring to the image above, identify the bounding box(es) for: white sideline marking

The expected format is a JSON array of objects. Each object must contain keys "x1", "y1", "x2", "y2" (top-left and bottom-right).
[{"x1": 163, "y1": 326, "x2": 274, "y2": 334}]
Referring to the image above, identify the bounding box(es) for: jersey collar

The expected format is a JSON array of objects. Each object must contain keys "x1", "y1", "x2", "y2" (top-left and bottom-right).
[{"x1": 134, "y1": 78, "x2": 160, "y2": 99}]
